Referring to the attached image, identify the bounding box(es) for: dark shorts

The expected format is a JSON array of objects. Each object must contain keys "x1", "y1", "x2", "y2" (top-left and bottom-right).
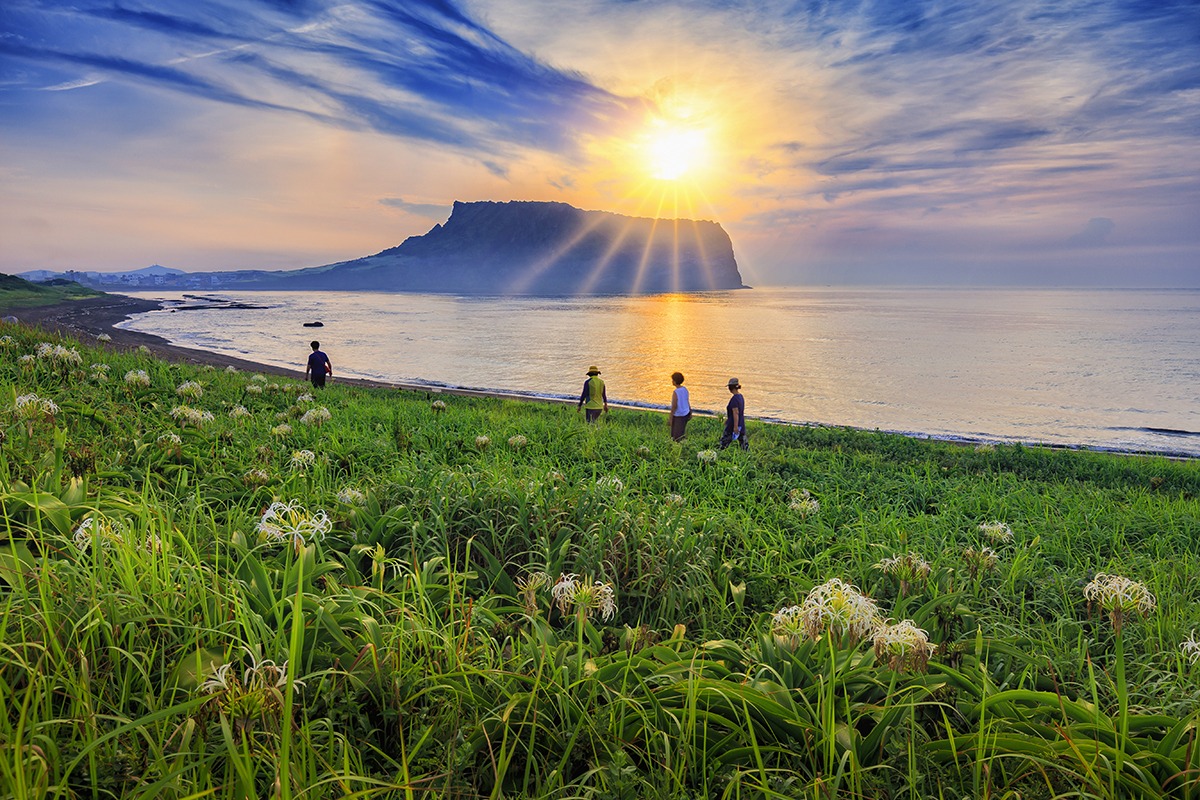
[
  {"x1": 311, "y1": 373, "x2": 326, "y2": 388},
  {"x1": 584, "y1": 408, "x2": 602, "y2": 423},
  {"x1": 671, "y1": 412, "x2": 691, "y2": 441}
]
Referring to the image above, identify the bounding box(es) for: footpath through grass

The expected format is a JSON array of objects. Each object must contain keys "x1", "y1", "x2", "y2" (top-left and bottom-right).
[{"x1": 2, "y1": 321, "x2": 1199, "y2": 799}]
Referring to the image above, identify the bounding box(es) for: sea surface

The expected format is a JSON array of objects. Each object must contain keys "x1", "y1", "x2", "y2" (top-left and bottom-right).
[{"x1": 117, "y1": 287, "x2": 1200, "y2": 458}]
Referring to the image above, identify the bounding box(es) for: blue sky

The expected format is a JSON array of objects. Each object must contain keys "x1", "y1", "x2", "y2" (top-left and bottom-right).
[{"x1": 1, "y1": 0, "x2": 1197, "y2": 286}]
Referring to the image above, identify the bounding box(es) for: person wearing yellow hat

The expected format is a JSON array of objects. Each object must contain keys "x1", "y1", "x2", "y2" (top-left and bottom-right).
[{"x1": 577, "y1": 365, "x2": 608, "y2": 423}]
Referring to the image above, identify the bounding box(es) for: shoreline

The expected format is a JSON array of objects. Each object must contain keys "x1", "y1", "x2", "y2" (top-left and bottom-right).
[{"x1": 4, "y1": 293, "x2": 1194, "y2": 461}]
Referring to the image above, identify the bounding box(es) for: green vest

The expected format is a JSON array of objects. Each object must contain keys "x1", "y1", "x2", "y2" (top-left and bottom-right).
[{"x1": 583, "y1": 377, "x2": 605, "y2": 410}]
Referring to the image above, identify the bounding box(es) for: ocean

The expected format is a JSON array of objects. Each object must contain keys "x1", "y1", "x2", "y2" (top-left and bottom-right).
[{"x1": 117, "y1": 287, "x2": 1200, "y2": 458}]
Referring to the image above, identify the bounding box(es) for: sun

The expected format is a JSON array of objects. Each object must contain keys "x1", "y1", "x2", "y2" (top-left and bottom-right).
[{"x1": 642, "y1": 121, "x2": 709, "y2": 181}]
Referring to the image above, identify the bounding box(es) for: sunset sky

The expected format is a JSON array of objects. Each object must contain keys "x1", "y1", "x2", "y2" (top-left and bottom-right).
[{"x1": 2, "y1": 0, "x2": 1197, "y2": 287}]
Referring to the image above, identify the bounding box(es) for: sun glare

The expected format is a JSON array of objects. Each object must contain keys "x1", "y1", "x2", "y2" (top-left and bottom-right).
[{"x1": 644, "y1": 123, "x2": 708, "y2": 181}]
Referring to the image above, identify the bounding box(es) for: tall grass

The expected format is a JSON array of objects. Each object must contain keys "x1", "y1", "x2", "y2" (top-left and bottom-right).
[{"x1": 1, "y1": 321, "x2": 1199, "y2": 798}]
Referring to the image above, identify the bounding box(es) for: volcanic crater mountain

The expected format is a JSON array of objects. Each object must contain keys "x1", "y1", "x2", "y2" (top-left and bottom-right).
[
  {"x1": 260, "y1": 200, "x2": 746, "y2": 294},
  {"x1": 21, "y1": 201, "x2": 747, "y2": 295}
]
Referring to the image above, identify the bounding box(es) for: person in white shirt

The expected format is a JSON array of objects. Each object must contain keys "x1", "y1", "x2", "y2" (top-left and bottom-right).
[{"x1": 669, "y1": 371, "x2": 691, "y2": 441}]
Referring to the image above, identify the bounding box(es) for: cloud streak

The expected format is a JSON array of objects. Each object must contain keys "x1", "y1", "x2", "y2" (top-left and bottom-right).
[
  {"x1": 0, "y1": 0, "x2": 640, "y2": 156},
  {"x1": 0, "y1": 0, "x2": 1196, "y2": 284}
]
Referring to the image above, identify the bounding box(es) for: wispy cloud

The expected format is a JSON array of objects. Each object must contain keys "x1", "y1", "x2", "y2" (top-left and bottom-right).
[
  {"x1": 0, "y1": 0, "x2": 641, "y2": 156},
  {"x1": 1, "y1": 0, "x2": 1196, "y2": 283}
]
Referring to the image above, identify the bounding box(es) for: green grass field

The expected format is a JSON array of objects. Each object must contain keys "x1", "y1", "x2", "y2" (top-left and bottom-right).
[
  {"x1": 0, "y1": 273, "x2": 103, "y2": 308},
  {"x1": 2, "y1": 320, "x2": 1198, "y2": 799}
]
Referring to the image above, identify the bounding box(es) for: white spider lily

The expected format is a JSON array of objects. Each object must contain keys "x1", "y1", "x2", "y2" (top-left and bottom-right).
[
  {"x1": 872, "y1": 619, "x2": 936, "y2": 672},
  {"x1": 175, "y1": 381, "x2": 203, "y2": 400},
  {"x1": 256, "y1": 500, "x2": 330, "y2": 550},
  {"x1": 124, "y1": 369, "x2": 151, "y2": 387},
  {"x1": 289, "y1": 449, "x2": 316, "y2": 470},
  {"x1": 299, "y1": 406, "x2": 331, "y2": 426},
  {"x1": 793, "y1": 578, "x2": 882, "y2": 643},
  {"x1": 337, "y1": 487, "x2": 367, "y2": 506},
  {"x1": 552, "y1": 573, "x2": 617, "y2": 622},
  {"x1": 978, "y1": 521, "x2": 1014, "y2": 543},
  {"x1": 1084, "y1": 573, "x2": 1156, "y2": 632},
  {"x1": 1182, "y1": 631, "x2": 1200, "y2": 665}
]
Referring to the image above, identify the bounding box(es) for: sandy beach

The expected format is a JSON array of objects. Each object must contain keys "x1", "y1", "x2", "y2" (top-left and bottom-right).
[{"x1": 0, "y1": 293, "x2": 580, "y2": 404}]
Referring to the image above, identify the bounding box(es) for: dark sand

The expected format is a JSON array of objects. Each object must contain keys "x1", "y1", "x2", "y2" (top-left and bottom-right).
[{"x1": 0, "y1": 294, "x2": 570, "y2": 402}]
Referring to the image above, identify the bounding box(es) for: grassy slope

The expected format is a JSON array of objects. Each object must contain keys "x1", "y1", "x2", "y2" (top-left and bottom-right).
[
  {"x1": 1, "y1": 320, "x2": 1198, "y2": 798},
  {"x1": 0, "y1": 272, "x2": 103, "y2": 308}
]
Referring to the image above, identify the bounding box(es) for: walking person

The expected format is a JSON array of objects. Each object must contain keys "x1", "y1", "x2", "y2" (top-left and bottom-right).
[
  {"x1": 669, "y1": 371, "x2": 691, "y2": 441},
  {"x1": 719, "y1": 377, "x2": 748, "y2": 450},
  {"x1": 305, "y1": 341, "x2": 332, "y2": 389},
  {"x1": 577, "y1": 365, "x2": 608, "y2": 423}
]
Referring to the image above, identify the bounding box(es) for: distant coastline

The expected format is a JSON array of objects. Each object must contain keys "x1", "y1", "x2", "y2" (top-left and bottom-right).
[{"x1": 4, "y1": 292, "x2": 1195, "y2": 461}]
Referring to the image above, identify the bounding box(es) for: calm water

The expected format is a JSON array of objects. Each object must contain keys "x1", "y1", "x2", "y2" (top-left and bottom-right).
[{"x1": 118, "y1": 287, "x2": 1200, "y2": 457}]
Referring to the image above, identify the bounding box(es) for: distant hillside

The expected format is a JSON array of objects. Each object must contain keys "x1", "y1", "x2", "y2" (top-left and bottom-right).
[
  {"x1": 0, "y1": 273, "x2": 103, "y2": 309},
  {"x1": 267, "y1": 200, "x2": 747, "y2": 294},
  {"x1": 21, "y1": 202, "x2": 746, "y2": 295}
]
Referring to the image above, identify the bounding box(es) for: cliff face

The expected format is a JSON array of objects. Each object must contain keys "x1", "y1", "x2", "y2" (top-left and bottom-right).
[{"x1": 297, "y1": 201, "x2": 746, "y2": 294}]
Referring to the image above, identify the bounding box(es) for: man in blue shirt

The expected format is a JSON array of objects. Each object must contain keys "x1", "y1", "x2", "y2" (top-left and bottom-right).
[
  {"x1": 305, "y1": 341, "x2": 332, "y2": 388},
  {"x1": 719, "y1": 377, "x2": 747, "y2": 450}
]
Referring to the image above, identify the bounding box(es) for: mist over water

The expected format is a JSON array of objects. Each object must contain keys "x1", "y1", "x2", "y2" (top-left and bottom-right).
[{"x1": 118, "y1": 287, "x2": 1200, "y2": 457}]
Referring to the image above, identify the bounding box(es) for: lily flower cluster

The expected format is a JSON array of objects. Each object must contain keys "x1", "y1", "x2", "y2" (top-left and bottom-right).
[
  {"x1": 90, "y1": 363, "x2": 110, "y2": 382},
  {"x1": 961, "y1": 546, "x2": 999, "y2": 578},
  {"x1": 14, "y1": 393, "x2": 59, "y2": 420},
  {"x1": 697, "y1": 449, "x2": 718, "y2": 463},
  {"x1": 199, "y1": 651, "x2": 304, "y2": 730},
  {"x1": 775, "y1": 578, "x2": 881, "y2": 644},
  {"x1": 170, "y1": 405, "x2": 214, "y2": 428},
  {"x1": 245, "y1": 384, "x2": 264, "y2": 396},
  {"x1": 551, "y1": 573, "x2": 617, "y2": 622},
  {"x1": 36, "y1": 341, "x2": 83, "y2": 367},
  {"x1": 1084, "y1": 573, "x2": 1156, "y2": 632},
  {"x1": 157, "y1": 432, "x2": 183, "y2": 454},
  {"x1": 431, "y1": 399, "x2": 447, "y2": 412},
  {"x1": 256, "y1": 500, "x2": 331, "y2": 550},
  {"x1": 596, "y1": 476, "x2": 624, "y2": 492},
  {"x1": 124, "y1": 369, "x2": 151, "y2": 388},
  {"x1": 773, "y1": 578, "x2": 937, "y2": 672},
  {"x1": 787, "y1": 488, "x2": 820, "y2": 515},
  {"x1": 475, "y1": 435, "x2": 490, "y2": 449},
  {"x1": 873, "y1": 552, "x2": 932, "y2": 595},
  {"x1": 872, "y1": 619, "x2": 936, "y2": 672},
  {"x1": 175, "y1": 381, "x2": 204, "y2": 400},
  {"x1": 508, "y1": 434, "x2": 528, "y2": 449},
  {"x1": 271, "y1": 423, "x2": 292, "y2": 437},
  {"x1": 337, "y1": 487, "x2": 367, "y2": 506},
  {"x1": 73, "y1": 516, "x2": 123, "y2": 551},
  {"x1": 243, "y1": 469, "x2": 270, "y2": 486},
  {"x1": 299, "y1": 406, "x2": 331, "y2": 426},
  {"x1": 228, "y1": 405, "x2": 251, "y2": 419},
  {"x1": 1183, "y1": 631, "x2": 1200, "y2": 665},
  {"x1": 516, "y1": 570, "x2": 551, "y2": 616},
  {"x1": 978, "y1": 521, "x2": 1014, "y2": 543},
  {"x1": 289, "y1": 449, "x2": 316, "y2": 470}
]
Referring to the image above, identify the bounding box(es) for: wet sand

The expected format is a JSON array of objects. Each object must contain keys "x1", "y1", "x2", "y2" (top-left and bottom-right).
[{"x1": 0, "y1": 293, "x2": 573, "y2": 403}]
